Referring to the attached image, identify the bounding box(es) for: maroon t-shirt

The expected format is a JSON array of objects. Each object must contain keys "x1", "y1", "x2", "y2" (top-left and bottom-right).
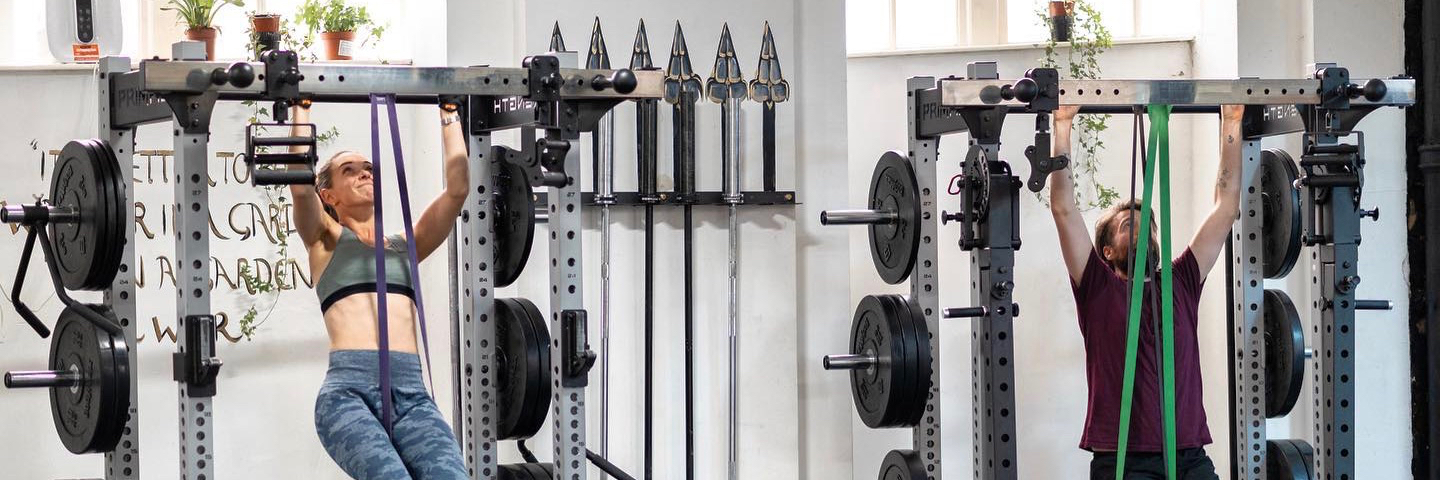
[{"x1": 1071, "y1": 247, "x2": 1212, "y2": 451}]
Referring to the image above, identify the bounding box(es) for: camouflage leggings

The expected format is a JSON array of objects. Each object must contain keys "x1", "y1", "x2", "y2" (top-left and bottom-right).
[{"x1": 315, "y1": 350, "x2": 467, "y2": 480}]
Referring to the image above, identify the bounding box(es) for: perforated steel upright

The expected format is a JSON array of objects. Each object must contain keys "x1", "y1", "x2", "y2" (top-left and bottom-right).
[
  {"x1": 548, "y1": 50, "x2": 588, "y2": 480},
  {"x1": 459, "y1": 129, "x2": 498, "y2": 479},
  {"x1": 905, "y1": 76, "x2": 943, "y2": 479},
  {"x1": 98, "y1": 56, "x2": 141, "y2": 480},
  {"x1": 1230, "y1": 140, "x2": 1267, "y2": 479}
]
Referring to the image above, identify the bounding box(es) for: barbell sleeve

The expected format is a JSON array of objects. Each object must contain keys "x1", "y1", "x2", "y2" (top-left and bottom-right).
[
  {"x1": 820, "y1": 209, "x2": 898, "y2": 226},
  {"x1": 4, "y1": 370, "x2": 82, "y2": 389},
  {"x1": 1355, "y1": 299, "x2": 1393, "y2": 310},
  {"x1": 943, "y1": 306, "x2": 989, "y2": 318},
  {"x1": 823, "y1": 354, "x2": 876, "y2": 370}
]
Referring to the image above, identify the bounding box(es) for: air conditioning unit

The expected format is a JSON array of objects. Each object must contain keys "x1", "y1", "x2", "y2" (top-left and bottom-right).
[{"x1": 47, "y1": 0, "x2": 123, "y2": 63}]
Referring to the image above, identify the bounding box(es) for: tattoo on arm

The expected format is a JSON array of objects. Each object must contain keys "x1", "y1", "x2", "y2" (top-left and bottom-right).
[{"x1": 1226, "y1": 134, "x2": 1235, "y2": 144}]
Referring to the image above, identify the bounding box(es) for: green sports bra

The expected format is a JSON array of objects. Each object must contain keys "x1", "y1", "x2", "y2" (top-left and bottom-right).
[{"x1": 314, "y1": 227, "x2": 415, "y2": 311}]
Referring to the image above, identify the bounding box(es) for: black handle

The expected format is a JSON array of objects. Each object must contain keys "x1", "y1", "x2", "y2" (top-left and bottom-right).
[
  {"x1": 591, "y1": 69, "x2": 638, "y2": 94},
  {"x1": 252, "y1": 169, "x2": 316, "y2": 186},
  {"x1": 1002, "y1": 78, "x2": 1039, "y2": 103},
  {"x1": 10, "y1": 225, "x2": 51, "y2": 338}
]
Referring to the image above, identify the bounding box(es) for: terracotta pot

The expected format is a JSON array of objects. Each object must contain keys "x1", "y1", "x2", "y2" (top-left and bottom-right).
[
  {"x1": 321, "y1": 31, "x2": 356, "y2": 60},
  {"x1": 1048, "y1": 1, "x2": 1075, "y2": 42},
  {"x1": 185, "y1": 27, "x2": 217, "y2": 60},
  {"x1": 251, "y1": 14, "x2": 281, "y2": 33}
]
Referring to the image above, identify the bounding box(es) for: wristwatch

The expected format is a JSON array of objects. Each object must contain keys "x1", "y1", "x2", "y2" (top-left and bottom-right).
[{"x1": 441, "y1": 112, "x2": 461, "y2": 126}]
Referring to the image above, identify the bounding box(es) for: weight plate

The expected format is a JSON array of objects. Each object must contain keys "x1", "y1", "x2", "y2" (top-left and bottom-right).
[
  {"x1": 848, "y1": 295, "x2": 908, "y2": 428},
  {"x1": 83, "y1": 140, "x2": 123, "y2": 294},
  {"x1": 84, "y1": 139, "x2": 125, "y2": 294},
  {"x1": 49, "y1": 140, "x2": 124, "y2": 290},
  {"x1": 874, "y1": 295, "x2": 918, "y2": 428},
  {"x1": 1282, "y1": 439, "x2": 1317, "y2": 479},
  {"x1": 522, "y1": 462, "x2": 553, "y2": 480},
  {"x1": 497, "y1": 464, "x2": 527, "y2": 480},
  {"x1": 878, "y1": 294, "x2": 931, "y2": 428},
  {"x1": 868, "y1": 152, "x2": 920, "y2": 285},
  {"x1": 963, "y1": 144, "x2": 992, "y2": 221},
  {"x1": 494, "y1": 159, "x2": 536, "y2": 288},
  {"x1": 49, "y1": 304, "x2": 129, "y2": 454},
  {"x1": 1260, "y1": 149, "x2": 1302, "y2": 279},
  {"x1": 1264, "y1": 289, "x2": 1305, "y2": 418},
  {"x1": 1266, "y1": 439, "x2": 1313, "y2": 480},
  {"x1": 495, "y1": 298, "x2": 551, "y2": 440},
  {"x1": 877, "y1": 449, "x2": 926, "y2": 480}
]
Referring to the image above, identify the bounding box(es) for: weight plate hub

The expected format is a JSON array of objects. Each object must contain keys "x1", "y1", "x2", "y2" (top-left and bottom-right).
[
  {"x1": 847, "y1": 294, "x2": 930, "y2": 429},
  {"x1": 963, "y1": 144, "x2": 992, "y2": 221},
  {"x1": 877, "y1": 449, "x2": 926, "y2": 480},
  {"x1": 50, "y1": 139, "x2": 125, "y2": 291},
  {"x1": 1266, "y1": 439, "x2": 1315, "y2": 480},
  {"x1": 1264, "y1": 289, "x2": 1305, "y2": 418},
  {"x1": 867, "y1": 151, "x2": 920, "y2": 285},
  {"x1": 493, "y1": 158, "x2": 536, "y2": 288},
  {"x1": 1260, "y1": 148, "x2": 1302, "y2": 279},
  {"x1": 495, "y1": 297, "x2": 551, "y2": 440},
  {"x1": 49, "y1": 304, "x2": 129, "y2": 454}
]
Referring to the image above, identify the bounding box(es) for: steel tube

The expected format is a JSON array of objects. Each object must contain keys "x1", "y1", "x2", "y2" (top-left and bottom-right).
[
  {"x1": 823, "y1": 354, "x2": 876, "y2": 370},
  {"x1": 4, "y1": 370, "x2": 82, "y2": 388},
  {"x1": 943, "y1": 306, "x2": 988, "y2": 318},
  {"x1": 820, "y1": 209, "x2": 898, "y2": 225}
]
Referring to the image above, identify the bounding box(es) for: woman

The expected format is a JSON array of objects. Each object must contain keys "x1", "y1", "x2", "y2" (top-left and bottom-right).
[{"x1": 289, "y1": 102, "x2": 470, "y2": 479}]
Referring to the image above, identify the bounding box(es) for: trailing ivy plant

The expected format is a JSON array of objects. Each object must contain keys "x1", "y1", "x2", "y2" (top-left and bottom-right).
[
  {"x1": 296, "y1": 0, "x2": 386, "y2": 46},
  {"x1": 245, "y1": 17, "x2": 317, "y2": 62},
  {"x1": 1036, "y1": 0, "x2": 1118, "y2": 210},
  {"x1": 233, "y1": 102, "x2": 337, "y2": 339}
]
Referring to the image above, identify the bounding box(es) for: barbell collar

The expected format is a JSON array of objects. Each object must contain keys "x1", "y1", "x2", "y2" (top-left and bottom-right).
[
  {"x1": 820, "y1": 209, "x2": 898, "y2": 226},
  {"x1": 823, "y1": 354, "x2": 876, "y2": 370},
  {"x1": 4, "y1": 370, "x2": 82, "y2": 389}
]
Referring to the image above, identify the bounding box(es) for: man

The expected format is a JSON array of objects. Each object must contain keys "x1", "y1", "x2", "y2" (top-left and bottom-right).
[{"x1": 1048, "y1": 104, "x2": 1245, "y2": 479}]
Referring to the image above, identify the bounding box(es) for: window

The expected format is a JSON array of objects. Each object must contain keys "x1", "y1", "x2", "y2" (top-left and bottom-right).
[
  {"x1": 848, "y1": 0, "x2": 1194, "y2": 54},
  {"x1": 0, "y1": 0, "x2": 411, "y2": 66}
]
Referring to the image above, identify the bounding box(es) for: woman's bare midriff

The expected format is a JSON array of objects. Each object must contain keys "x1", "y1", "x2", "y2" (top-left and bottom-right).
[{"x1": 323, "y1": 292, "x2": 421, "y2": 353}]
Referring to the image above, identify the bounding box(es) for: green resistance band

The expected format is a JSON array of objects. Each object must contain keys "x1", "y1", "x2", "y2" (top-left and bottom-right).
[{"x1": 1115, "y1": 105, "x2": 1178, "y2": 479}]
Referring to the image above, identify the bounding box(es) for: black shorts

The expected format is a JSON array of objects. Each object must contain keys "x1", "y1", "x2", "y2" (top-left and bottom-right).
[{"x1": 1090, "y1": 448, "x2": 1219, "y2": 480}]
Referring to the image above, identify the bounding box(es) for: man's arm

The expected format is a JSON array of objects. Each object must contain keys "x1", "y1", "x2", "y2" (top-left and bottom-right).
[
  {"x1": 1189, "y1": 105, "x2": 1245, "y2": 276},
  {"x1": 1049, "y1": 107, "x2": 1094, "y2": 285},
  {"x1": 287, "y1": 104, "x2": 338, "y2": 249},
  {"x1": 413, "y1": 105, "x2": 470, "y2": 261}
]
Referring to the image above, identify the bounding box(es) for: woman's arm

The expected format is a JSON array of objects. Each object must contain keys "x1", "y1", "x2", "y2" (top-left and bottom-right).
[
  {"x1": 413, "y1": 104, "x2": 470, "y2": 260},
  {"x1": 1189, "y1": 105, "x2": 1245, "y2": 276},
  {"x1": 1049, "y1": 107, "x2": 1094, "y2": 284},
  {"x1": 286, "y1": 103, "x2": 338, "y2": 250}
]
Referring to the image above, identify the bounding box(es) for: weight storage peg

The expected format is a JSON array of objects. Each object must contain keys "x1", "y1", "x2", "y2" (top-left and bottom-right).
[
  {"x1": 820, "y1": 152, "x2": 920, "y2": 285},
  {"x1": 823, "y1": 295, "x2": 931, "y2": 429}
]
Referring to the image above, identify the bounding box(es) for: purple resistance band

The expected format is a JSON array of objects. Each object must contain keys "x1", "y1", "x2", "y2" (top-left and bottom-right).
[{"x1": 369, "y1": 93, "x2": 435, "y2": 436}]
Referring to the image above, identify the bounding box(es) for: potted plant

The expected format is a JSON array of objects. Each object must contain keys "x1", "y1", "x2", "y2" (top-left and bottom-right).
[
  {"x1": 1047, "y1": 1, "x2": 1075, "y2": 42},
  {"x1": 296, "y1": 0, "x2": 385, "y2": 61},
  {"x1": 249, "y1": 12, "x2": 282, "y2": 55},
  {"x1": 163, "y1": 0, "x2": 245, "y2": 60}
]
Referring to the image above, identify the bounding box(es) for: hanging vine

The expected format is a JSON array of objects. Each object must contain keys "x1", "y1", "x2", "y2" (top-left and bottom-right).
[{"x1": 1036, "y1": 0, "x2": 1118, "y2": 210}]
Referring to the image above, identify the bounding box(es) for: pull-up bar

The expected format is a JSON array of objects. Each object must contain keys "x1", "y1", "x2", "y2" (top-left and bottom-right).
[{"x1": 937, "y1": 77, "x2": 1415, "y2": 108}]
